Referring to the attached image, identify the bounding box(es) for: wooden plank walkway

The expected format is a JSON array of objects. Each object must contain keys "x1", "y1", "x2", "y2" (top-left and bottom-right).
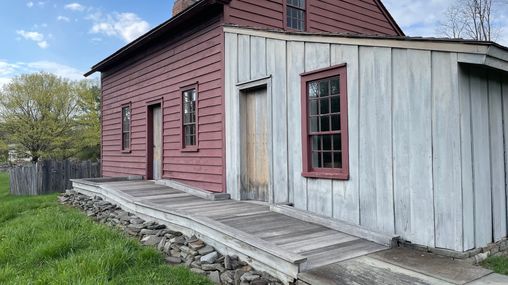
[{"x1": 72, "y1": 179, "x2": 387, "y2": 282}]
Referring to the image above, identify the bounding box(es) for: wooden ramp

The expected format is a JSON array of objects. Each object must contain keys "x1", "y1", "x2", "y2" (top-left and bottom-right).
[{"x1": 72, "y1": 179, "x2": 387, "y2": 283}]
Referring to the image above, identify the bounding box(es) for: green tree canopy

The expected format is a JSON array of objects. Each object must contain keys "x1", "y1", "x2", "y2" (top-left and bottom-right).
[{"x1": 0, "y1": 72, "x2": 100, "y2": 162}]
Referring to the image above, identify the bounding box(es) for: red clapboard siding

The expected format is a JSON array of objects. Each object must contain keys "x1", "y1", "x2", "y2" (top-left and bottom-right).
[
  {"x1": 100, "y1": 15, "x2": 225, "y2": 193},
  {"x1": 307, "y1": 0, "x2": 399, "y2": 35},
  {"x1": 224, "y1": 0, "x2": 401, "y2": 36}
]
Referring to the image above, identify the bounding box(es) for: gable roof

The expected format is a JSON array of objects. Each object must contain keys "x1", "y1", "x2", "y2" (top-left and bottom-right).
[
  {"x1": 85, "y1": 0, "x2": 403, "y2": 76},
  {"x1": 84, "y1": 0, "x2": 229, "y2": 77},
  {"x1": 373, "y1": 0, "x2": 404, "y2": 36}
]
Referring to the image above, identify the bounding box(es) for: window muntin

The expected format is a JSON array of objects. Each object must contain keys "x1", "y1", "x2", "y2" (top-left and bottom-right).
[
  {"x1": 308, "y1": 77, "x2": 342, "y2": 169},
  {"x1": 182, "y1": 88, "x2": 197, "y2": 148},
  {"x1": 287, "y1": 0, "x2": 305, "y2": 31},
  {"x1": 301, "y1": 65, "x2": 349, "y2": 180},
  {"x1": 121, "y1": 106, "x2": 131, "y2": 151}
]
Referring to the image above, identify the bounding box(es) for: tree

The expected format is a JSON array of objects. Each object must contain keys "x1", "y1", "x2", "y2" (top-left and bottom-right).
[
  {"x1": 439, "y1": 0, "x2": 501, "y2": 41},
  {"x1": 75, "y1": 80, "x2": 101, "y2": 161},
  {"x1": 440, "y1": 3, "x2": 467, "y2": 39},
  {"x1": 0, "y1": 72, "x2": 101, "y2": 162}
]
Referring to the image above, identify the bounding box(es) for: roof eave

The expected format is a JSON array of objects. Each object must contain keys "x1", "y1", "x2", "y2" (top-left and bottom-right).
[
  {"x1": 374, "y1": 0, "x2": 405, "y2": 36},
  {"x1": 84, "y1": 0, "x2": 230, "y2": 77}
]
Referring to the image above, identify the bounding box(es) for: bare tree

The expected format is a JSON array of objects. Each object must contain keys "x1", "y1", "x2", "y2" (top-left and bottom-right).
[
  {"x1": 439, "y1": 3, "x2": 466, "y2": 38},
  {"x1": 440, "y1": 0, "x2": 500, "y2": 41}
]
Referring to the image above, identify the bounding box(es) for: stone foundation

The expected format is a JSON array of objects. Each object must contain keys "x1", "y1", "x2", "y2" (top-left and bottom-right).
[
  {"x1": 398, "y1": 238, "x2": 508, "y2": 264},
  {"x1": 59, "y1": 190, "x2": 284, "y2": 285}
]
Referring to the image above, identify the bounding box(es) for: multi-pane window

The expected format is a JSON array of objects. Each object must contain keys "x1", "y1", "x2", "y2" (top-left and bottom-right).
[
  {"x1": 301, "y1": 65, "x2": 349, "y2": 179},
  {"x1": 308, "y1": 77, "x2": 342, "y2": 168},
  {"x1": 182, "y1": 88, "x2": 197, "y2": 148},
  {"x1": 121, "y1": 106, "x2": 131, "y2": 151},
  {"x1": 287, "y1": 0, "x2": 305, "y2": 31}
]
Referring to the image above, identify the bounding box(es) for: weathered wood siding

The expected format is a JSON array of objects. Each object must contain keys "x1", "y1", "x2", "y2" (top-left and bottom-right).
[
  {"x1": 224, "y1": 29, "x2": 508, "y2": 252},
  {"x1": 9, "y1": 160, "x2": 100, "y2": 196},
  {"x1": 224, "y1": 0, "x2": 402, "y2": 35},
  {"x1": 460, "y1": 65, "x2": 508, "y2": 251},
  {"x1": 101, "y1": 15, "x2": 225, "y2": 192}
]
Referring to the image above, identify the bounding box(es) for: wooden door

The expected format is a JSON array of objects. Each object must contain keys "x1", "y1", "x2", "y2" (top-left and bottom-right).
[
  {"x1": 152, "y1": 106, "x2": 162, "y2": 180},
  {"x1": 241, "y1": 88, "x2": 269, "y2": 201}
]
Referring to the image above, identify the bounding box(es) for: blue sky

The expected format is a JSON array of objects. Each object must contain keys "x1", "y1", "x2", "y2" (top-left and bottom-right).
[{"x1": 0, "y1": 0, "x2": 506, "y2": 87}]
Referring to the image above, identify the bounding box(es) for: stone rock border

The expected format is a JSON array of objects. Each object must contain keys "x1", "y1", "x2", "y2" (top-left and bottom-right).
[
  {"x1": 60, "y1": 190, "x2": 284, "y2": 285},
  {"x1": 399, "y1": 237, "x2": 508, "y2": 264}
]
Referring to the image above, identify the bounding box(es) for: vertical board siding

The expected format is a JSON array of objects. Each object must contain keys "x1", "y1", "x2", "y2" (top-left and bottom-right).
[
  {"x1": 224, "y1": 0, "x2": 401, "y2": 36},
  {"x1": 392, "y1": 49, "x2": 434, "y2": 246},
  {"x1": 304, "y1": 43, "x2": 333, "y2": 216},
  {"x1": 225, "y1": 32, "x2": 240, "y2": 199},
  {"x1": 470, "y1": 68, "x2": 493, "y2": 248},
  {"x1": 307, "y1": 179, "x2": 333, "y2": 217},
  {"x1": 225, "y1": 31, "x2": 508, "y2": 252},
  {"x1": 267, "y1": 39, "x2": 289, "y2": 203},
  {"x1": 432, "y1": 52, "x2": 463, "y2": 251},
  {"x1": 287, "y1": 41, "x2": 307, "y2": 210},
  {"x1": 504, "y1": 80, "x2": 508, "y2": 241},
  {"x1": 358, "y1": 46, "x2": 394, "y2": 234},
  {"x1": 250, "y1": 36, "x2": 267, "y2": 79},
  {"x1": 460, "y1": 66, "x2": 508, "y2": 249},
  {"x1": 330, "y1": 44, "x2": 360, "y2": 225},
  {"x1": 488, "y1": 74, "x2": 506, "y2": 242},
  {"x1": 459, "y1": 65, "x2": 475, "y2": 251},
  {"x1": 101, "y1": 17, "x2": 225, "y2": 192},
  {"x1": 10, "y1": 160, "x2": 100, "y2": 196},
  {"x1": 238, "y1": 35, "x2": 251, "y2": 82}
]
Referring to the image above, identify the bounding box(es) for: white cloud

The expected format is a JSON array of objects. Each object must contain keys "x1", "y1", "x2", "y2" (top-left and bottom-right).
[
  {"x1": 16, "y1": 30, "x2": 49, "y2": 49},
  {"x1": 27, "y1": 1, "x2": 46, "y2": 8},
  {"x1": 65, "y1": 3, "x2": 85, "y2": 11},
  {"x1": 37, "y1": 41, "x2": 48, "y2": 48},
  {"x1": 89, "y1": 12, "x2": 150, "y2": 43},
  {"x1": 24, "y1": 61, "x2": 84, "y2": 80},
  {"x1": 16, "y1": 30, "x2": 44, "y2": 42},
  {"x1": 57, "y1": 16, "x2": 70, "y2": 22},
  {"x1": 0, "y1": 60, "x2": 85, "y2": 88}
]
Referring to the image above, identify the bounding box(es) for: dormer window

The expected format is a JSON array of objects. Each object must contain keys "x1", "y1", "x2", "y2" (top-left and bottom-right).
[{"x1": 287, "y1": 0, "x2": 306, "y2": 31}]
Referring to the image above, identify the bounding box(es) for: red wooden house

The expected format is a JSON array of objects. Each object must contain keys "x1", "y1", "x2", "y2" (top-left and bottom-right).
[{"x1": 86, "y1": 0, "x2": 508, "y2": 256}]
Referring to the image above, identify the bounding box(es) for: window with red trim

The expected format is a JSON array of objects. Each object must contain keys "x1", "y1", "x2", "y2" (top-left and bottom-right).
[
  {"x1": 121, "y1": 105, "x2": 131, "y2": 151},
  {"x1": 301, "y1": 65, "x2": 349, "y2": 180},
  {"x1": 182, "y1": 87, "x2": 197, "y2": 149},
  {"x1": 286, "y1": 0, "x2": 305, "y2": 31}
]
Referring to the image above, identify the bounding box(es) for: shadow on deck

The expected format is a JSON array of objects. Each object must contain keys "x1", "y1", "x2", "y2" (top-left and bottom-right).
[{"x1": 72, "y1": 179, "x2": 389, "y2": 283}]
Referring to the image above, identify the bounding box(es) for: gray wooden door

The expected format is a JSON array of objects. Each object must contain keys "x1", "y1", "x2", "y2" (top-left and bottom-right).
[
  {"x1": 152, "y1": 106, "x2": 162, "y2": 180},
  {"x1": 241, "y1": 88, "x2": 269, "y2": 201}
]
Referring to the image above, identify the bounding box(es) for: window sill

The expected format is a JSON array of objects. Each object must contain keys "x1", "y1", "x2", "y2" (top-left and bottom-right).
[
  {"x1": 181, "y1": 147, "x2": 199, "y2": 153},
  {"x1": 302, "y1": 171, "x2": 349, "y2": 180},
  {"x1": 285, "y1": 26, "x2": 306, "y2": 33},
  {"x1": 121, "y1": 149, "x2": 132, "y2": 154}
]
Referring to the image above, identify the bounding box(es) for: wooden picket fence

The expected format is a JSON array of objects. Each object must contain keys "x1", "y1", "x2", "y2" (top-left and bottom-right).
[{"x1": 9, "y1": 160, "x2": 100, "y2": 196}]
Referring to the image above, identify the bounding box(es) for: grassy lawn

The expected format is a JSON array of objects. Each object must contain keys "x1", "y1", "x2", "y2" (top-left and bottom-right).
[
  {"x1": 482, "y1": 256, "x2": 508, "y2": 275},
  {"x1": 0, "y1": 172, "x2": 211, "y2": 285}
]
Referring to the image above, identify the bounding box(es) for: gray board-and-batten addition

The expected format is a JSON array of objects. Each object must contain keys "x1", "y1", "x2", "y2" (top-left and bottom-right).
[{"x1": 224, "y1": 25, "x2": 508, "y2": 253}]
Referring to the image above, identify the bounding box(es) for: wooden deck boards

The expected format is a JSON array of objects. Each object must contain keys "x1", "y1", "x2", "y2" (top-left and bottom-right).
[{"x1": 99, "y1": 180, "x2": 387, "y2": 273}]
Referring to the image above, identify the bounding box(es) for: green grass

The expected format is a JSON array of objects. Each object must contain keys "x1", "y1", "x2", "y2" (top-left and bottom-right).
[
  {"x1": 482, "y1": 256, "x2": 508, "y2": 275},
  {"x1": 0, "y1": 172, "x2": 211, "y2": 285}
]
